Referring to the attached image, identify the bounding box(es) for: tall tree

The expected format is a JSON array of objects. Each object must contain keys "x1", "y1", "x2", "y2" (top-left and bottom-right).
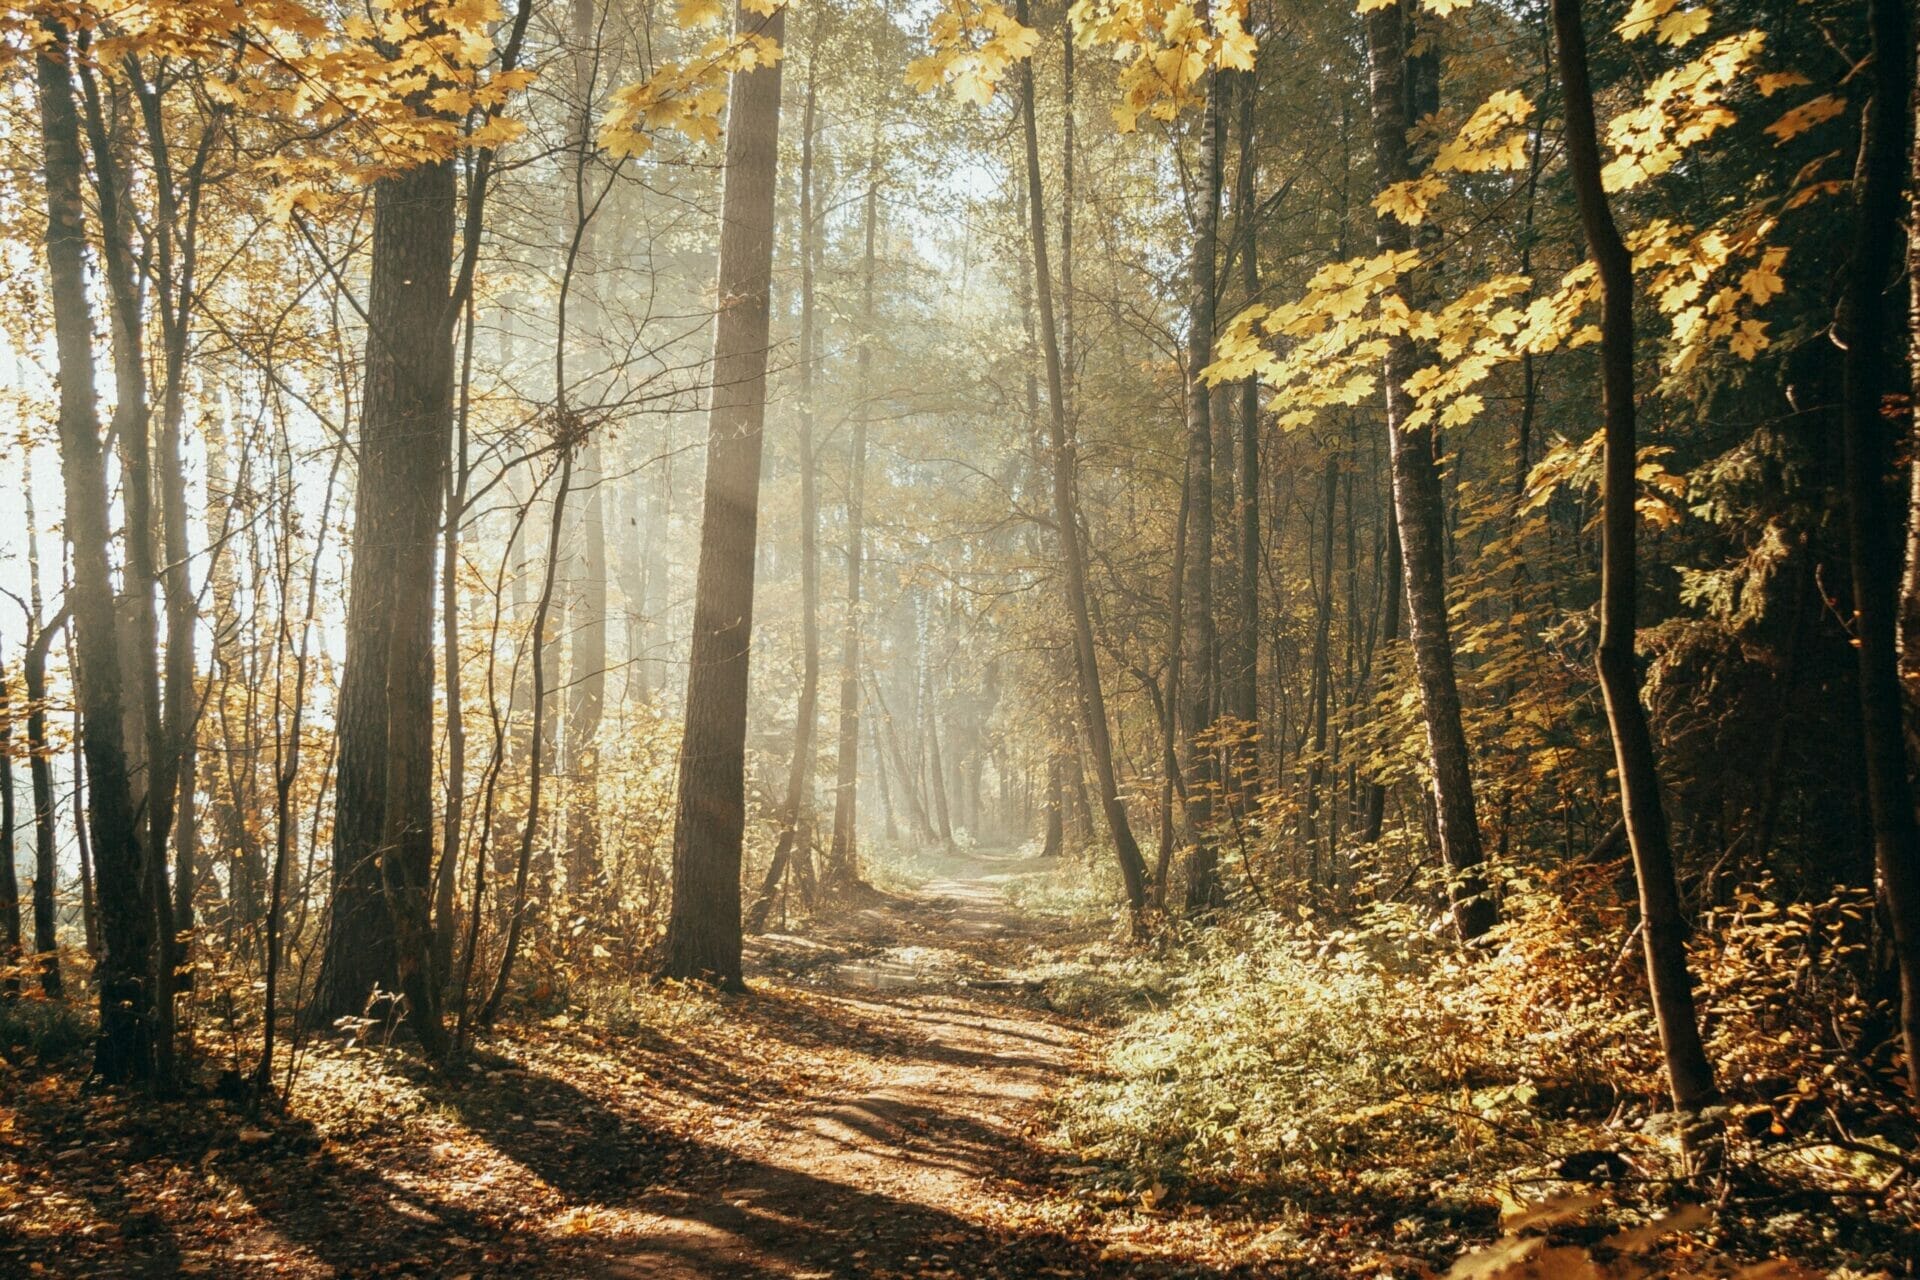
[
  {"x1": 562, "y1": 0, "x2": 609, "y2": 896},
  {"x1": 1183, "y1": 36, "x2": 1225, "y2": 913},
  {"x1": 1833, "y1": 0, "x2": 1920, "y2": 1100},
  {"x1": 827, "y1": 129, "x2": 879, "y2": 887},
  {"x1": 1363, "y1": 0, "x2": 1494, "y2": 941},
  {"x1": 659, "y1": 0, "x2": 788, "y2": 989},
  {"x1": 35, "y1": 16, "x2": 157, "y2": 1084},
  {"x1": 1551, "y1": 0, "x2": 1718, "y2": 1114},
  {"x1": 1015, "y1": 0, "x2": 1150, "y2": 920},
  {"x1": 750, "y1": 48, "x2": 823, "y2": 933}
]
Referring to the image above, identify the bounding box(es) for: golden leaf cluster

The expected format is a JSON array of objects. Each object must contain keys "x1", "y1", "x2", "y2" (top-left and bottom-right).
[
  {"x1": 1068, "y1": 0, "x2": 1256, "y2": 132},
  {"x1": 905, "y1": 1, "x2": 1040, "y2": 106}
]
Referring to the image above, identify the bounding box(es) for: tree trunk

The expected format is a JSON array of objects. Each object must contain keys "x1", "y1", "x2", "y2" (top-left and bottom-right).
[
  {"x1": 750, "y1": 54, "x2": 822, "y2": 934},
  {"x1": 78, "y1": 56, "x2": 176, "y2": 1084},
  {"x1": 829, "y1": 133, "x2": 880, "y2": 881},
  {"x1": 1, "y1": 655, "x2": 18, "y2": 1000},
  {"x1": 659, "y1": 0, "x2": 786, "y2": 990},
  {"x1": 1364, "y1": 0, "x2": 1493, "y2": 940},
  {"x1": 483, "y1": 453, "x2": 572, "y2": 1024},
  {"x1": 24, "y1": 615, "x2": 64, "y2": 998},
  {"x1": 1015, "y1": 0, "x2": 1149, "y2": 919},
  {"x1": 1231, "y1": 60, "x2": 1261, "y2": 794},
  {"x1": 1832, "y1": 0, "x2": 1920, "y2": 1101},
  {"x1": 1551, "y1": 0, "x2": 1718, "y2": 1113},
  {"x1": 560, "y1": 0, "x2": 609, "y2": 899},
  {"x1": 309, "y1": 153, "x2": 457, "y2": 1053},
  {"x1": 35, "y1": 18, "x2": 155, "y2": 1083},
  {"x1": 1183, "y1": 31, "x2": 1224, "y2": 914}
]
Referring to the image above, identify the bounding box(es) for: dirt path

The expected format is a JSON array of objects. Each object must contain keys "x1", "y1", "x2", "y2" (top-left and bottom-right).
[
  {"x1": 599, "y1": 847, "x2": 1126, "y2": 1279},
  {"x1": 8, "y1": 849, "x2": 1238, "y2": 1279}
]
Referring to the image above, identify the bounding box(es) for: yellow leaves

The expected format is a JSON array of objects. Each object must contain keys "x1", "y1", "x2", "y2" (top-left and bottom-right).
[
  {"x1": 675, "y1": 0, "x2": 728, "y2": 25},
  {"x1": 1434, "y1": 90, "x2": 1533, "y2": 174},
  {"x1": 906, "y1": 1, "x2": 1038, "y2": 106},
  {"x1": 1616, "y1": 0, "x2": 1712, "y2": 46},
  {"x1": 1068, "y1": 0, "x2": 1256, "y2": 130},
  {"x1": 1764, "y1": 93, "x2": 1845, "y2": 144},
  {"x1": 1373, "y1": 176, "x2": 1447, "y2": 226},
  {"x1": 1601, "y1": 30, "x2": 1764, "y2": 190},
  {"x1": 1741, "y1": 246, "x2": 1787, "y2": 305},
  {"x1": 1755, "y1": 71, "x2": 1810, "y2": 97},
  {"x1": 600, "y1": 32, "x2": 784, "y2": 158}
]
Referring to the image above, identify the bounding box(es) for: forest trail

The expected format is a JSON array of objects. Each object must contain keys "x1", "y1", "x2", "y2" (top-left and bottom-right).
[{"x1": 602, "y1": 846, "x2": 1120, "y2": 1279}]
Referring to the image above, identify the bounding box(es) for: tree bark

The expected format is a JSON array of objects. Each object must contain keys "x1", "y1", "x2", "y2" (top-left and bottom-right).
[
  {"x1": 659, "y1": 0, "x2": 786, "y2": 990},
  {"x1": 309, "y1": 152, "x2": 457, "y2": 1054},
  {"x1": 1552, "y1": 0, "x2": 1718, "y2": 1112},
  {"x1": 1364, "y1": 0, "x2": 1493, "y2": 940},
  {"x1": 1183, "y1": 41, "x2": 1225, "y2": 914},
  {"x1": 1231, "y1": 60, "x2": 1261, "y2": 793}
]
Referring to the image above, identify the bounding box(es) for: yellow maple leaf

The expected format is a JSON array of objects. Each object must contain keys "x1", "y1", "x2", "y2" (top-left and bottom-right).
[
  {"x1": 1655, "y1": 6, "x2": 1711, "y2": 45},
  {"x1": 1764, "y1": 94, "x2": 1846, "y2": 143}
]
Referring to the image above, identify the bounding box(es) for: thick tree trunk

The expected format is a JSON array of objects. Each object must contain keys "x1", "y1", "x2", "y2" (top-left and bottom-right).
[
  {"x1": 36, "y1": 19, "x2": 155, "y2": 1083},
  {"x1": 1552, "y1": 0, "x2": 1718, "y2": 1113},
  {"x1": 1364, "y1": 0, "x2": 1493, "y2": 940},
  {"x1": 659, "y1": 0, "x2": 786, "y2": 990},
  {"x1": 1015, "y1": 0, "x2": 1150, "y2": 919},
  {"x1": 1833, "y1": 0, "x2": 1920, "y2": 1101},
  {"x1": 309, "y1": 154, "x2": 457, "y2": 1054}
]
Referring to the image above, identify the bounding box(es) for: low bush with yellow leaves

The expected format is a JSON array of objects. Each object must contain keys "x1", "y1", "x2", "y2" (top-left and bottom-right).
[{"x1": 1051, "y1": 867, "x2": 1916, "y2": 1270}]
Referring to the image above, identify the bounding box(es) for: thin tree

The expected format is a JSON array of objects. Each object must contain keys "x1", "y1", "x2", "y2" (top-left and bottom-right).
[
  {"x1": 34, "y1": 16, "x2": 156, "y2": 1084},
  {"x1": 1362, "y1": 0, "x2": 1493, "y2": 940},
  {"x1": 1, "y1": 651, "x2": 18, "y2": 1001},
  {"x1": 1014, "y1": 0, "x2": 1150, "y2": 920},
  {"x1": 827, "y1": 131, "x2": 880, "y2": 888},
  {"x1": 659, "y1": 0, "x2": 788, "y2": 989},
  {"x1": 750, "y1": 45, "x2": 824, "y2": 933},
  {"x1": 1551, "y1": 0, "x2": 1718, "y2": 1113},
  {"x1": 1183, "y1": 37, "x2": 1224, "y2": 912}
]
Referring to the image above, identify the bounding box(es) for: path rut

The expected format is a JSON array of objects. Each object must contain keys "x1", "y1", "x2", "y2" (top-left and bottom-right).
[{"x1": 599, "y1": 848, "x2": 1116, "y2": 1279}]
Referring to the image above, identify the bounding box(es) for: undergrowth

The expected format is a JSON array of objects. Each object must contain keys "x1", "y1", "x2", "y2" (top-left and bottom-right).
[{"x1": 1049, "y1": 867, "x2": 1918, "y2": 1273}]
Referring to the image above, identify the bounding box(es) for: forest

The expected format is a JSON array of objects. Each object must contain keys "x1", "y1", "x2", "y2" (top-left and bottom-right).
[{"x1": 1, "y1": 0, "x2": 1918, "y2": 1274}]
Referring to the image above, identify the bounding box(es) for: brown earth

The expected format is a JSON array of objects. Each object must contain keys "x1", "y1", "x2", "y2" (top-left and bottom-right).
[{"x1": 0, "y1": 848, "x2": 1289, "y2": 1278}]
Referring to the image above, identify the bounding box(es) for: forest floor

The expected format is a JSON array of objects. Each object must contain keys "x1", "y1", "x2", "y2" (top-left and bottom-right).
[{"x1": 3, "y1": 847, "x2": 1361, "y2": 1278}]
